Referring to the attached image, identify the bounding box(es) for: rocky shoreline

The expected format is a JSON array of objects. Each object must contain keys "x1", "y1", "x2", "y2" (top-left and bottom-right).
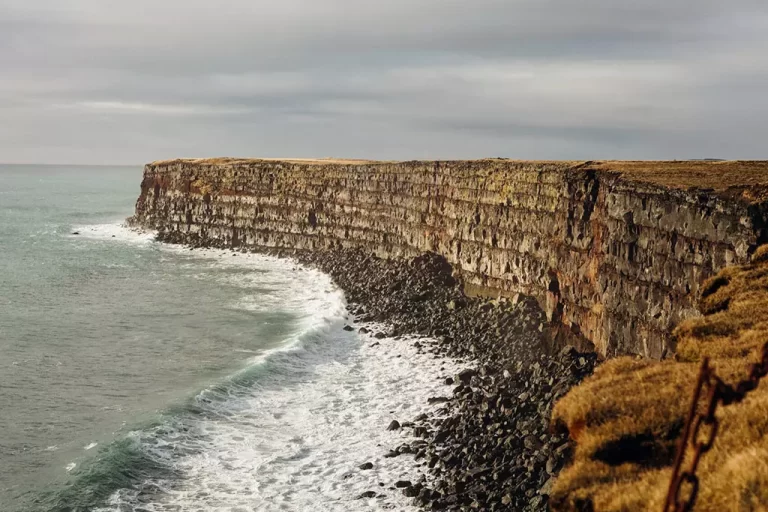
[{"x1": 156, "y1": 231, "x2": 596, "y2": 511}]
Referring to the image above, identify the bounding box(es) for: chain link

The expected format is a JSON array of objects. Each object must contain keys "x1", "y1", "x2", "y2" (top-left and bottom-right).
[{"x1": 664, "y1": 340, "x2": 768, "y2": 512}]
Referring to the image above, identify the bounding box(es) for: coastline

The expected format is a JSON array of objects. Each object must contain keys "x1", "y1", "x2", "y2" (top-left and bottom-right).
[
  {"x1": 127, "y1": 157, "x2": 768, "y2": 509},
  {"x1": 154, "y1": 226, "x2": 596, "y2": 510},
  {"x1": 42, "y1": 222, "x2": 468, "y2": 511}
]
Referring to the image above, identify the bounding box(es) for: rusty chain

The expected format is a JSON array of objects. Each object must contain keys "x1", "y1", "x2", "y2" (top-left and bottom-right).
[{"x1": 664, "y1": 341, "x2": 768, "y2": 512}]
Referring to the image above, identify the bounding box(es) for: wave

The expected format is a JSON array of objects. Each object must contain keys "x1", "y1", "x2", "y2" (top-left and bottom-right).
[
  {"x1": 69, "y1": 222, "x2": 156, "y2": 245},
  {"x1": 89, "y1": 329, "x2": 455, "y2": 512},
  {"x1": 31, "y1": 434, "x2": 178, "y2": 512},
  {"x1": 40, "y1": 222, "x2": 458, "y2": 512}
]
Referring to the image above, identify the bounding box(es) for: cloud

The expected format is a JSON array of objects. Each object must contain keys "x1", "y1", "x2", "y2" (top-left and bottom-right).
[{"x1": 0, "y1": 0, "x2": 767, "y2": 163}]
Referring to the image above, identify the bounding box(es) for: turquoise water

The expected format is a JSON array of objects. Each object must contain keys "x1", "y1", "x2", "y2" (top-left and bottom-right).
[
  {"x1": 0, "y1": 165, "x2": 339, "y2": 510},
  {"x1": 0, "y1": 165, "x2": 454, "y2": 512}
]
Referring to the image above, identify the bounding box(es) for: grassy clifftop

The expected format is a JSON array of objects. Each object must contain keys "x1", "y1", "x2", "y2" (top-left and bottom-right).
[
  {"x1": 585, "y1": 160, "x2": 768, "y2": 203},
  {"x1": 552, "y1": 246, "x2": 768, "y2": 511}
]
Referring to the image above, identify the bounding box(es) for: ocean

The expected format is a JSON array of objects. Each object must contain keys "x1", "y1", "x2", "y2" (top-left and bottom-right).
[{"x1": 0, "y1": 164, "x2": 454, "y2": 511}]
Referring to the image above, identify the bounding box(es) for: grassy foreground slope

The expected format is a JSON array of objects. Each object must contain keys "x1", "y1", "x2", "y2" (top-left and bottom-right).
[{"x1": 552, "y1": 246, "x2": 768, "y2": 511}]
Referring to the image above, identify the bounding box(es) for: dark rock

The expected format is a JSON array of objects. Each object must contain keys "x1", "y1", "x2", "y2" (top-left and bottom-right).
[
  {"x1": 522, "y1": 431, "x2": 544, "y2": 455},
  {"x1": 416, "y1": 487, "x2": 433, "y2": 504},
  {"x1": 343, "y1": 324, "x2": 354, "y2": 331},
  {"x1": 357, "y1": 491, "x2": 377, "y2": 499},
  {"x1": 403, "y1": 485, "x2": 420, "y2": 498},
  {"x1": 456, "y1": 368, "x2": 478, "y2": 384},
  {"x1": 394, "y1": 480, "x2": 412, "y2": 488},
  {"x1": 433, "y1": 429, "x2": 450, "y2": 444},
  {"x1": 386, "y1": 420, "x2": 401, "y2": 431},
  {"x1": 132, "y1": 244, "x2": 597, "y2": 511},
  {"x1": 546, "y1": 453, "x2": 561, "y2": 475},
  {"x1": 540, "y1": 476, "x2": 555, "y2": 496},
  {"x1": 359, "y1": 462, "x2": 374, "y2": 470}
]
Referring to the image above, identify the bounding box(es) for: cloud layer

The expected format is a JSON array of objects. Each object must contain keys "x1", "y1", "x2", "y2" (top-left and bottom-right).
[{"x1": 2, "y1": 0, "x2": 767, "y2": 163}]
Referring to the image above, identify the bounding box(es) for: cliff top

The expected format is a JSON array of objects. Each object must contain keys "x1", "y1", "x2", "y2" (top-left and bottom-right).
[
  {"x1": 585, "y1": 160, "x2": 768, "y2": 202},
  {"x1": 149, "y1": 158, "x2": 768, "y2": 203},
  {"x1": 150, "y1": 157, "x2": 391, "y2": 166}
]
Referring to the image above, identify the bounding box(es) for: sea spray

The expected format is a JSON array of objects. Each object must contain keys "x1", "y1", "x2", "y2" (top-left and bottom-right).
[{"x1": 17, "y1": 221, "x2": 458, "y2": 511}]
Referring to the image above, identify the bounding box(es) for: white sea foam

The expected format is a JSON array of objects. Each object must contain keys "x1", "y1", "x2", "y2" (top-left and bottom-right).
[
  {"x1": 100, "y1": 328, "x2": 458, "y2": 512},
  {"x1": 70, "y1": 222, "x2": 156, "y2": 245},
  {"x1": 82, "y1": 222, "x2": 460, "y2": 511}
]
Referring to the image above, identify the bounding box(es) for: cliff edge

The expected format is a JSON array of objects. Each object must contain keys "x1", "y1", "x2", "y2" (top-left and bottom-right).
[{"x1": 130, "y1": 158, "x2": 768, "y2": 360}]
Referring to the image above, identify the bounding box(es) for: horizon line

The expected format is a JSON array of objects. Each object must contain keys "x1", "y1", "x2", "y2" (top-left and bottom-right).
[{"x1": 0, "y1": 162, "x2": 143, "y2": 167}]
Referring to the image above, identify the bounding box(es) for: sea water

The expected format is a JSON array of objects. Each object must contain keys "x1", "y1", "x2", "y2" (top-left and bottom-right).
[{"x1": 0, "y1": 165, "x2": 457, "y2": 511}]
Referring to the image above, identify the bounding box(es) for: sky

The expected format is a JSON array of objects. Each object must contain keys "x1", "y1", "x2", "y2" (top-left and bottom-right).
[{"x1": 2, "y1": 0, "x2": 767, "y2": 164}]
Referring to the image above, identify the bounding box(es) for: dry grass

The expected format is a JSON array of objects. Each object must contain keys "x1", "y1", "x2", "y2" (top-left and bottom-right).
[
  {"x1": 552, "y1": 247, "x2": 768, "y2": 511},
  {"x1": 148, "y1": 157, "x2": 577, "y2": 167},
  {"x1": 587, "y1": 160, "x2": 768, "y2": 203},
  {"x1": 149, "y1": 157, "x2": 392, "y2": 166}
]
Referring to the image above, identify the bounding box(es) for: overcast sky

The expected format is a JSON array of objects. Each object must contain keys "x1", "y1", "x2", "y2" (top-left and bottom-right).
[{"x1": 2, "y1": 0, "x2": 767, "y2": 164}]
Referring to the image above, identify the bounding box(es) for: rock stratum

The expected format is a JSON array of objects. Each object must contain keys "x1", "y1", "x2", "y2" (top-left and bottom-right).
[{"x1": 130, "y1": 158, "x2": 768, "y2": 359}]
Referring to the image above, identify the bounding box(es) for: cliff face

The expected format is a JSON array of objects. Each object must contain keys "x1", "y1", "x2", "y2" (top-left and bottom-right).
[{"x1": 130, "y1": 158, "x2": 768, "y2": 358}]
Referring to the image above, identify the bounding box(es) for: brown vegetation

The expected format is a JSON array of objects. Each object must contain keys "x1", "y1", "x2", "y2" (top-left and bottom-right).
[
  {"x1": 552, "y1": 247, "x2": 768, "y2": 511},
  {"x1": 587, "y1": 160, "x2": 768, "y2": 203},
  {"x1": 150, "y1": 157, "x2": 391, "y2": 166}
]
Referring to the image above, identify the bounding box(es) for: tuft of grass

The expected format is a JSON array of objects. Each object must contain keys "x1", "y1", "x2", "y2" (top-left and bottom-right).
[
  {"x1": 752, "y1": 244, "x2": 768, "y2": 264},
  {"x1": 551, "y1": 245, "x2": 768, "y2": 511}
]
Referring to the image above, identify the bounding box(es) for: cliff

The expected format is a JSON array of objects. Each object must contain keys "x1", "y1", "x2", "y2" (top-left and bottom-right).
[{"x1": 129, "y1": 158, "x2": 768, "y2": 359}]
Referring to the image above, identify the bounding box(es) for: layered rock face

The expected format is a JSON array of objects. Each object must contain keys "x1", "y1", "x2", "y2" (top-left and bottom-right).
[{"x1": 130, "y1": 158, "x2": 767, "y2": 358}]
